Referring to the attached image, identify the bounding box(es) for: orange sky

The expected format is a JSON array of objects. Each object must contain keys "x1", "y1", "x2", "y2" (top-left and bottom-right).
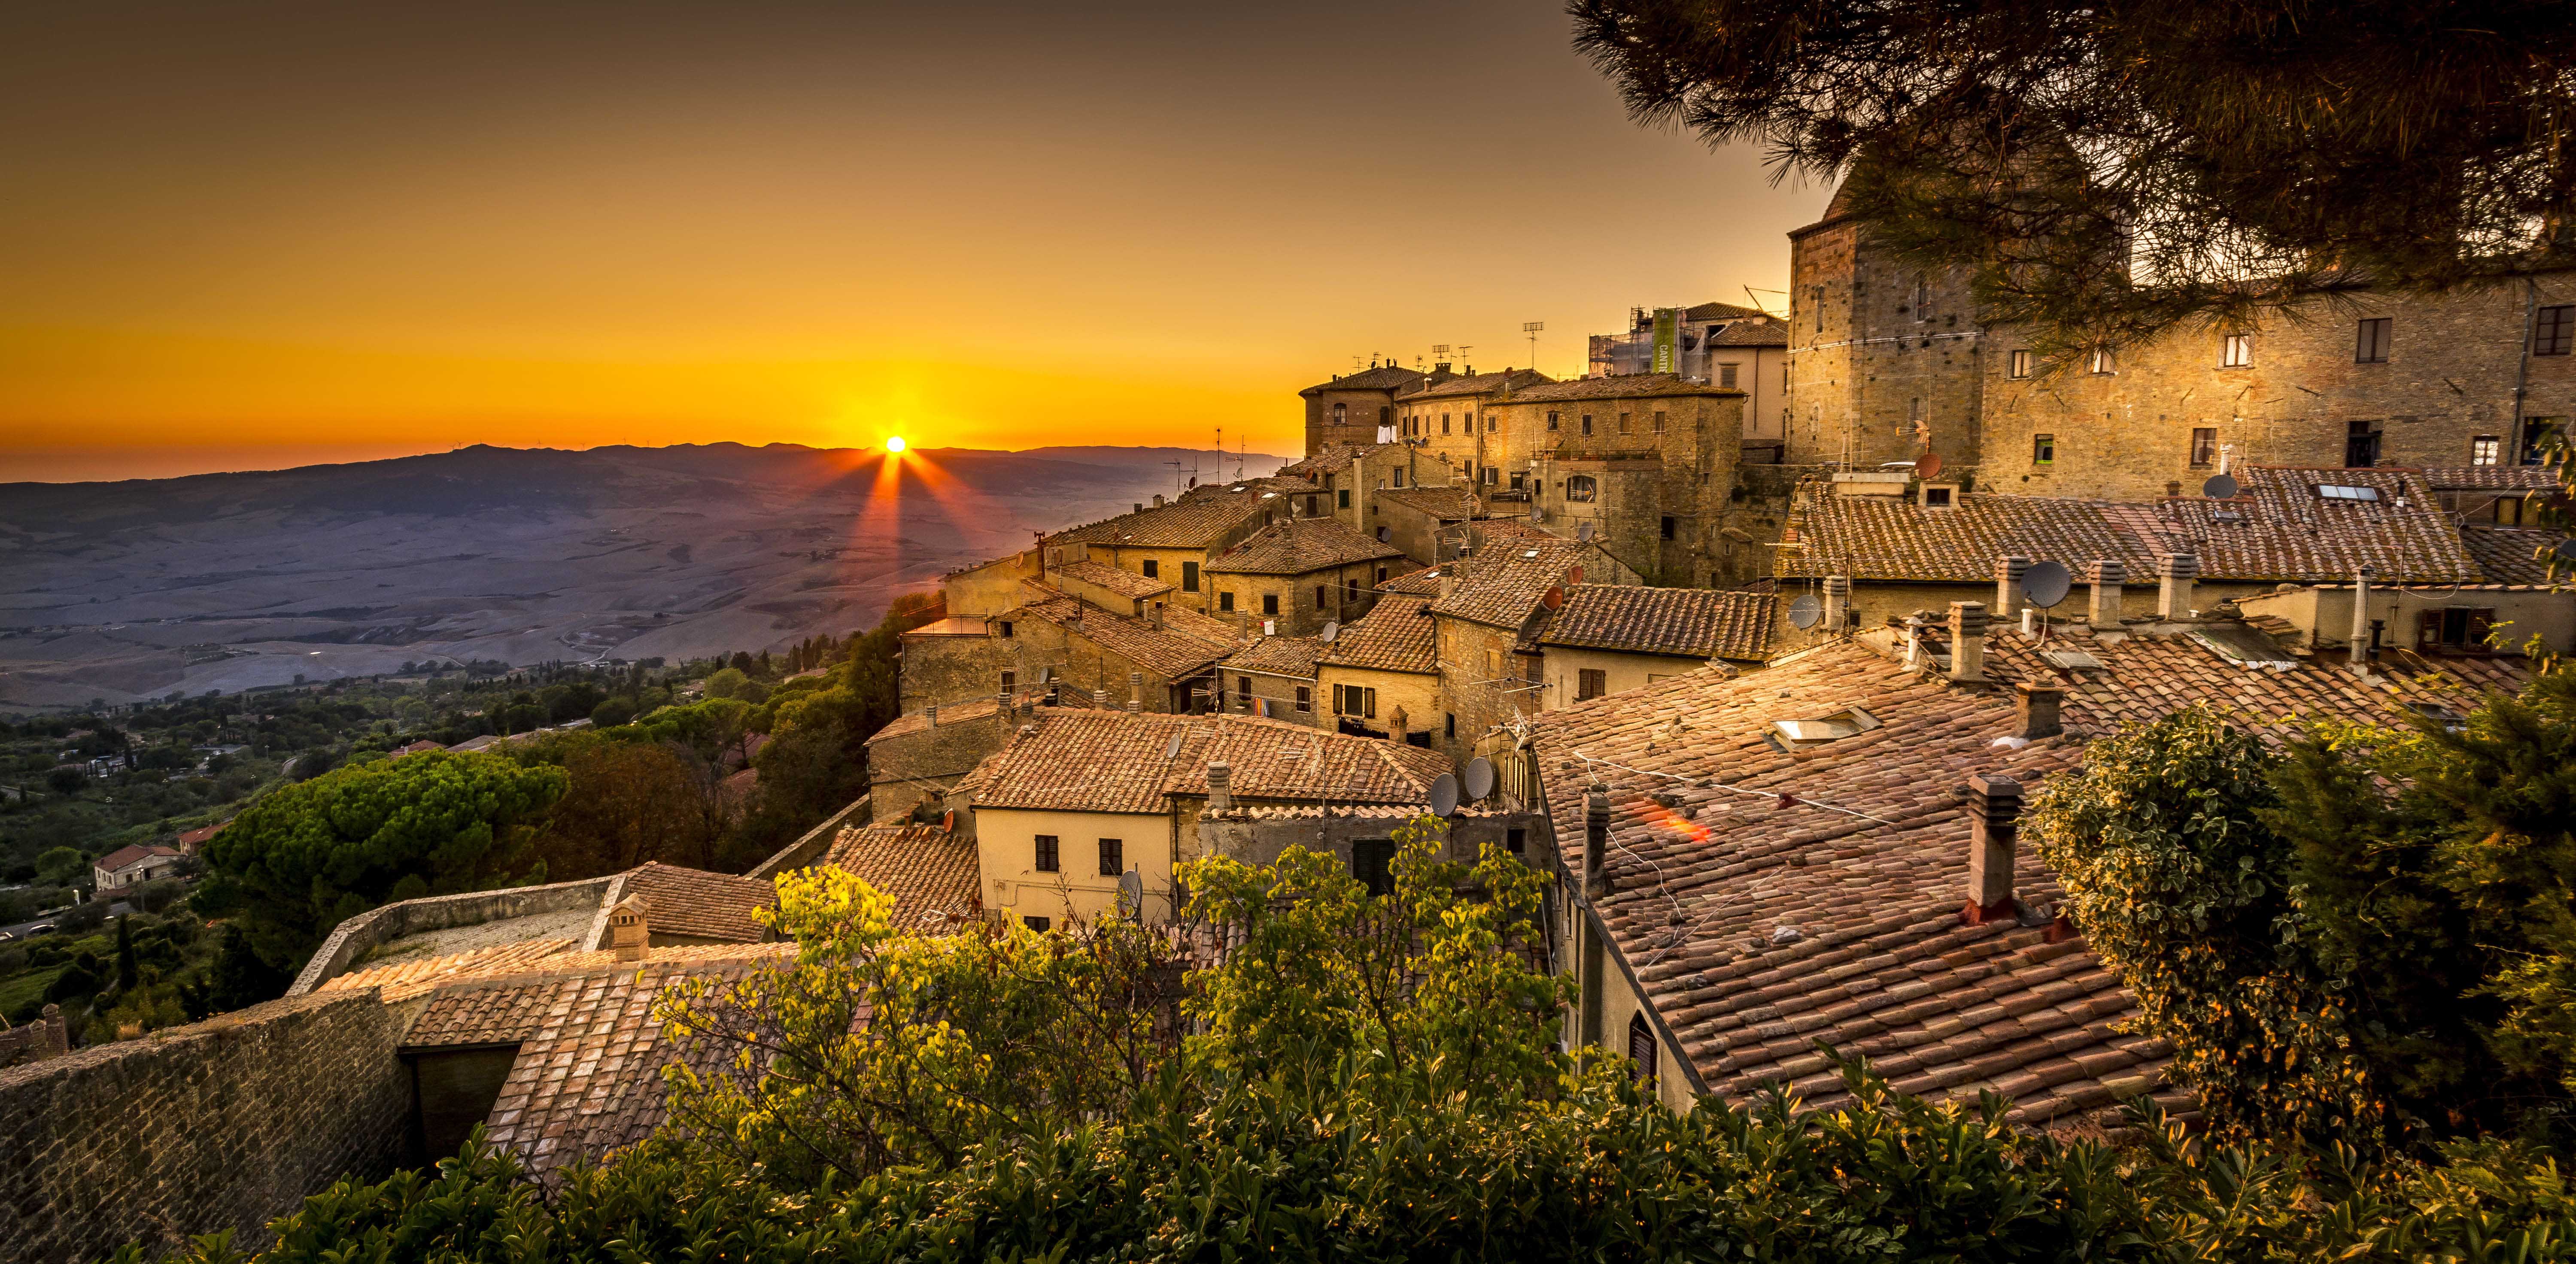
[{"x1": 0, "y1": 0, "x2": 1830, "y2": 484}]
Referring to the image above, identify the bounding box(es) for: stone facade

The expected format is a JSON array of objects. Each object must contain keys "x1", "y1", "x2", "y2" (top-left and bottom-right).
[
  {"x1": 0, "y1": 990, "x2": 416, "y2": 1264},
  {"x1": 1785, "y1": 206, "x2": 1987, "y2": 476},
  {"x1": 1485, "y1": 379, "x2": 1755, "y2": 586},
  {"x1": 1300, "y1": 364, "x2": 1428, "y2": 452},
  {"x1": 866, "y1": 703, "x2": 1014, "y2": 824}
]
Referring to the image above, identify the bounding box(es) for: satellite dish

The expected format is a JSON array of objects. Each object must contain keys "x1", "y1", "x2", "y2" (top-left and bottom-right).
[
  {"x1": 1576, "y1": 521, "x2": 1596, "y2": 543},
  {"x1": 1320, "y1": 621, "x2": 1340, "y2": 643},
  {"x1": 1462, "y1": 757, "x2": 1495, "y2": 800},
  {"x1": 941, "y1": 809, "x2": 955, "y2": 833},
  {"x1": 1541, "y1": 585, "x2": 1564, "y2": 609},
  {"x1": 1567, "y1": 566, "x2": 1585, "y2": 585},
  {"x1": 1787, "y1": 593, "x2": 1823, "y2": 629},
  {"x1": 1528, "y1": 507, "x2": 1544, "y2": 524},
  {"x1": 1918, "y1": 451, "x2": 1945, "y2": 480},
  {"x1": 2202, "y1": 473, "x2": 2240, "y2": 500},
  {"x1": 1163, "y1": 731, "x2": 1185, "y2": 760},
  {"x1": 1117, "y1": 869, "x2": 1144, "y2": 919},
  {"x1": 2021, "y1": 560, "x2": 2073, "y2": 609},
  {"x1": 1428, "y1": 772, "x2": 1461, "y2": 817}
]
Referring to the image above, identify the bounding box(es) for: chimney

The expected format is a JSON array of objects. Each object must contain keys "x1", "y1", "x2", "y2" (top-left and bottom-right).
[
  {"x1": 1152, "y1": 493, "x2": 1166, "y2": 507},
  {"x1": 1093, "y1": 687, "x2": 1109, "y2": 709},
  {"x1": 1134, "y1": 502, "x2": 1145, "y2": 513},
  {"x1": 1149, "y1": 602, "x2": 1166, "y2": 630},
  {"x1": 1435, "y1": 569, "x2": 1457, "y2": 601},
  {"x1": 2157, "y1": 553, "x2": 2199, "y2": 619},
  {"x1": 1583, "y1": 785, "x2": 1611, "y2": 898},
  {"x1": 1387, "y1": 705, "x2": 1411, "y2": 744},
  {"x1": 1127, "y1": 670, "x2": 1144, "y2": 713},
  {"x1": 926, "y1": 703, "x2": 938, "y2": 730},
  {"x1": 2086, "y1": 560, "x2": 2126, "y2": 625},
  {"x1": 1993, "y1": 556, "x2": 2030, "y2": 621},
  {"x1": 2014, "y1": 682, "x2": 2063, "y2": 740},
  {"x1": 997, "y1": 688, "x2": 1012, "y2": 717},
  {"x1": 1901, "y1": 613, "x2": 1928, "y2": 668},
  {"x1": 1963, "y1": 774, "x2": 2023, "y2": 922},
  {"x1": 1207, "y1": 761, "x2": 1233, "y2": 814},
  {"x1": 2349, "y1": 565, "x2": 2376, "y2": 668},
  {"x1": 1947, "y1": 601, "x2": 1987, "y2": 682},
  {"x1": 1822, "y1": 576, "x2": 1850, "y2": 634},
  {"x1": 608, "y1": 896, "x2": 650, "y2": 962}
]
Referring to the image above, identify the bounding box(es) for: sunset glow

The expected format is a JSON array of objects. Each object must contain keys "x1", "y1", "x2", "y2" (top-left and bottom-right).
[{"x1": 884, "y1": 436, "x2": 907, "y2": 454}]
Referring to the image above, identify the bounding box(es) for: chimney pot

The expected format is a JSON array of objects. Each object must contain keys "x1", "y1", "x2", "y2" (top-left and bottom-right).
[
  {"x1": 609, "y1": 897, "x2": 651, "y2": 962},
  {"x1": 1822, "y1": 575, "x2": 1850, "y2": 634},
  {"x1": 2157, "y1": 553, "x2": 2199, "y2": 620},
  {"x1": 1583, "y1": 785, "x2": 1611, "y2": 898},
  {"x1": 1994, "y1": 556, "x2": 2031, "y2": 620},
  {"x1": 1093, "y1": 687, "x2": 1109, "y2": 709},
  {"x1": 1947, "y1": 601, "x2": 1987, "y2": 682},
  {"x1": 2349, "y1": 565, "x2": 2376, "y2": 668},
  {"x1": 2086, "y1": 559, "x2": 2127, "y2": 626},
  {"x1": 1152, "y1": 493, "x2": 1166, "y2": 507},
  {"x1": 2014, "y1": 682, "x2": 2063, "y2": 740},
  {"x1": 926, "y1": 703, "x2": 938, "y2": 729},
  {"x1": 1964, "y1": 774, "x2": 2023, "y2": 920},
  {"x1": 1134, "y1": 502, "x2": 1144, "y2": 513},
  {"x1": 1207, "y1": 761, "x2": 1233, "y2": 814}
]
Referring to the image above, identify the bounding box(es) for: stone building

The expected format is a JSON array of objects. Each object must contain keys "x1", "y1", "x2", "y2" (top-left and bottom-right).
[
  {"x1": 1214, "y1": 634, "x2": 1326, "y2": 724},
  {"x1": 1532, "y1": 584, "x2": 1774, "y2": 709},
  {"x1": 1300, "y1": 363, "x2": 1431, "y2": 452},
  {"x1": 1394, "y1": 368, "x2": 1553, "y2": 491},
  {"x1": 1423, "y1": 537, "x2": 1641, "y2": 763},
  {"x1": 1312, "y1": 594, "x2": 1442, "y2": 746},
  {"x1": 1200, "y1": 514, "x2": 1412, "y2": 637},
  {"x1": 1482, "y1": 375, "x2": 1757, "y2": 586},
  {"x1": 1587, "y1": 302, "x2": 1793, "y2": 451}
]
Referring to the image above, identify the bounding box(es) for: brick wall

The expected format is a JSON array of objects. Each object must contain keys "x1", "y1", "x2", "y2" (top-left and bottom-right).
[
  {"x1": 0, "y1": 990, "x2": 416, "y2": 1264},
  {"x1": 1305, "y1": 387, "x2": 1398, "y2": 454}
]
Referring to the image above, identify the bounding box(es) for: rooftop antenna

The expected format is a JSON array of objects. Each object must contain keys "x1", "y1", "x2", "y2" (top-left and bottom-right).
[
  {"x1": 1523, "y1": 321, "x2": 1543, "y2": 370},
  {"x1": 1458, "y1": 344, "x2": 1474, "y2": 370},
  {"x1": 1743, "y1": 286, "x2": 1786, "y2": 318}
]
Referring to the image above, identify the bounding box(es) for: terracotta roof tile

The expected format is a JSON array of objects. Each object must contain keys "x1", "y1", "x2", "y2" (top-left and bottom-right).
[
  {"x1": 617, "y1": 863, "x2": 776, "y2": 943},
  {"x1": 1008, "y1": 584, "x2": 1240, "y2": 678},
  {"x1": 823, "y1": 823, "x2": 982, "y2": 932},
  {"x1": 1204, "y1": 516, "x2": 1405, "y2": 575},
  {"x1": 1052, "y1": 558, "x2": 1171, "y2": 599},
  {"x1": 2420, "y1": 465, "x2": 2560, "y2": 492},
  {"x1": 1538, "y1": 585, "x2": 1775, "y2": 661},
  {"x1": 1048, "y1": 485, "x2": 1285, "y2": 550},
  {"x1": 1429, "y1": 539, "x2": 1601, "y2": 628},
  {"x1": 1504, "y1": 373, "x2": 1737, "y2": 402},
  {"x1": 2460, "y1": 527, "x2": 2570, "y2": 586},
  {"x1": 1373, "y1": 485, "x2": 1482, "y2": 521},
  {"x1": 964, "y1": 708, "x2": 1451, "y2": 814},
  {"x1": 1315, "y1": 597, "x2": 1438, "y2": 674},
  {"x1": 1397, "y1": 369, "x2": 1552, "y2": 401},
  {"x1": 1221, "y1": 635, "x2": 1327, "y2": 679},
  {"x1": 1302, "y1": 366, "x2": 1427, "y2": 395}
]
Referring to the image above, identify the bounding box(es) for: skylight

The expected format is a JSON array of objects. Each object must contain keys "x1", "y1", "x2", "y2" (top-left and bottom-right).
[
  {"x1": 2316, "y1": 484, "x2": 2380, "y2": 502},
  {"x1": 1766, "y1": 705, "x2": 1883, "y2": 751}
]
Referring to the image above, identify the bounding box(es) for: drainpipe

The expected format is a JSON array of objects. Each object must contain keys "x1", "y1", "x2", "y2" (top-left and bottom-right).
[{"x1": 2515, "y1": 276, "x2": 2538, "y2": 463}]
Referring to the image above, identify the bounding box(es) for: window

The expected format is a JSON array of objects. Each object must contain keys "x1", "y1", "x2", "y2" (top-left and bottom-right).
[
  {"x1": 2421, "y1": 606, "x2": 2498, "y2": 651},
  {"x1": 1024, "y1": 915, "x2": 1051, "y2": 932},
  {"x1": 1352, "y1": 839, "x2": 1396, "y2": 897},
  {"x1": 1445, "y1": 712, "x2": 1456, "y2": 740},
  {"x1": 1628, "y1": 1013, "x2": 1659, "y2": 1087},
  {"x1": 1660, "y1": 515, "x2": 1677, "y2": 540},
  {"x1": 1719, "y1": 363, "x2": 1738, "y2": 389},
  {"x1": 1442, "y1": 414, "x2": 1451, "y2": 435},
  {"x1": 1375, "y1": 566, "x2": 1388, "y2": 582},
  {"x1": 1098, "y1": 838, "x2": 1122, "y2": 877},
  {"x1": 1378, "y1": 405, "x2": 1389, "y2": 425},
  {"x1": 1331, "y1": 402, "x2": 1346, "y2": 425},
  {"x1": 2088, "y1": 346, "x2": 2116, "y2": 375},
  {"x1": 2525, "y1": 418, "x2": 2564, "y2": 465},
  {"x1": 2345, "y1": 420, "x2": 2382, "y2": 468},
  {"x1": 1564, "y1": 475, "x2": 1598, "y2": 502},
  {"x1": 1305, "y1": 494, "x2": 1319, "y2": 516},
  {"x1": 1653, "y1": 410, "x2": 1667, "y2": 434},
  {"x1": 2355, "y1": 317, "x2": 2392, "y2": 363},
  {"x1": 2538, "y1": 305, "x2": 2575, "y2": 356},
  {"x1": 1140, "y1": 559, "x2": 1159, "y2": 578},
  {"x1": 1505, "y1": 828, "x2": 1526, "y2": 856},
  {"x1": 2317, "y1": 483, "x2": 2382, "y2": 502},
  {"x1": 1393, "y1": 467, "x2": 1406, "y2": 488},
  {"x1": 1294, "y1": 685, "x2": 1311, "y2": 713},
  {"x1": 2472, "y1": 435, "x2": 2502, "y2": 465},
  {"x1": 1313, "y1": 585, "x2": 1325, "y2": 608},
  {"x1": 2222, "y1": 333, "x2": 2252, "y2": 367},
  {"x1": 1618, "y1": 412, "x2": 1632, "y2": 434},
  {"x1": 1334, "y1": 684, "x2": 1377, "y2": 718},
  {"x1": 1262, "y1": 592, "x2": 1279, "y2": 616},
  {"x1": 996, "y1": 620, "x2": 1014, "y2": 638},
  {"x1": 1911, "y1": 271, "x2": 1930, "y2": 320},
  {"x1": 1580, "y1": 414, "x2": 1594, "y2": 436},
  {"x1": 2190, "y1": 428, "x2": 2219, "y2": 468},
  {"x1": 1547, "y1": 411, "x2": 1560, "y2": 431},
  {"x1": 1811, "y1": 284, "x2": 1824, "y2": 330},
  {"x1": 1487, "y1": 416, "x2": 1497, "y2": 432},
  {"x1": 1033, "y1": 835, "x2": 1060, "y2": 873},
  {"x1": 2032, "y1": 434, "x2": 2055, "y2": 465},
  {"x1": 1218, "y1": 591, "x2": 1235, "y2": 612},
  {"x1": 1000, "y1": 670, "x2": 1016, "y2": 694},
  {"x1": 1922, "y1": 485, "x2": 1953, "y2": 508},
  {"x1": 1344, "y1": 577, "x2": 1360, "y2": 601},
  {"x1": 1236, "y1": 674, "x2": 1252, "y2": 705},
  {"x1": 1577, "y1": 668, "x2": 1607, "y2": 701},
  {"x1": 1486, "y1": 649, "x2": 1502, "y2": 676},
  {"x1": 1182, "y1": 561, "x2": 1199, "y2": 592},
  {"x1": 2008, "y1": 349, "x2": 2033, "y2": 379}
]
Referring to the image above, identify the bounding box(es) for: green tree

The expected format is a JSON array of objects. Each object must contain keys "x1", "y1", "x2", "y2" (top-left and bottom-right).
[
  {"x1": 1572, "y1": 0, "x2": 2576, "y2": 355},
  {"x1": 195, "y1": 751, "x2": 566, "y2": 972},
  {"x1": 700, "y1": 667, "x2": 764, "y2": 704},
  {"x1": 535, "y1": 739, "x2": 719, "y2": 878},
  {"x1": 33, "y1": 846, "x2": 86, "y2": 885}
]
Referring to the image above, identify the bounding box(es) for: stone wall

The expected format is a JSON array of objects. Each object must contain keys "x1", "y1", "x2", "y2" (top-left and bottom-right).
[
  {"x1": 0, "y1": 989, "x2": 416, "y2": 1264},
  {"x1": 871, "y1": 706, "x2": 1015, "y2": 823},
  {"x1": 747, "y1": 794, "x2": 872, "y2": 879},
  {"x1": 289, "y1": 874, "x2": 618, "y2": 996}
]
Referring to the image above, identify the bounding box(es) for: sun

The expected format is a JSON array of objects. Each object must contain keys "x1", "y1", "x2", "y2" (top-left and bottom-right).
[{"x1": 884, "y1": 435, "x2": 907, "y2": 453}]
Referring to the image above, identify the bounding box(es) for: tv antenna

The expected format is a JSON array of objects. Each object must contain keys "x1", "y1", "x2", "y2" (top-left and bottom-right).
[
  {"x1": 1457, "y1": 344, "x2": 1473, "y2": 369},
  {"x1": 1522, "y1": 321, "x2": 1543, "y2": 370},
  {"x1": 1743, "y1": 286, "x2": 1787, "y2": 318}
]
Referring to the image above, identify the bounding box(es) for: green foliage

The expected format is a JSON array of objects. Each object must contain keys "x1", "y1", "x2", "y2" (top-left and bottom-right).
[
  {"x1": 34, "y1": 846, "x2": 86, "y2": 885},
  {"x1": 701, "y1": 667, "x2": 765, "y2": 704},
  {"x1": 194, "y1": 751, "x2": 566, "y2": 972}
]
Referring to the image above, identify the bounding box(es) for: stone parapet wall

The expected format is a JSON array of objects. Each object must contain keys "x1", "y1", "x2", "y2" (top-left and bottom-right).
[
  {"x1": 744, "y1": 794, "x2": 870, "y2": 880},
  {"x1": 287, "y1": 874, "x2": 618, "y2": 997},
  {"x1": 0, "y1": 989, "x2": 416, "y2": 1264}
]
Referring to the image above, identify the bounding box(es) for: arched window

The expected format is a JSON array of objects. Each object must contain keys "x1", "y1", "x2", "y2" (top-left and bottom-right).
[
  {"x1": 1627, "y1": 1012, "x2": 1658, "y2": 1088},
  {"x1": 1564, "y1": 475, "x2": 1598, "y2": 503}
]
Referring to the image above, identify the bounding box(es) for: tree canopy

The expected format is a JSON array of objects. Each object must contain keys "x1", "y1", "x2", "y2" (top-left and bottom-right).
[{"x1": 1571, "y1": 0, "x2": 2576, "y2": 352}]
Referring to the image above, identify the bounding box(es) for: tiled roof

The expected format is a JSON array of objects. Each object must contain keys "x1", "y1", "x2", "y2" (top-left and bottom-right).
[
  {"x1": 1374, "y1": 485, "x2": 1481, "y2": 521},
  {"x1": 93, "y1": 843, "x2": 179, "y2": 872},
  {"x1": 963, "y1": 708, "x2": 1452, "y2": 815},
  {"x1": 617, "y1": 863, "x2": 775, "y2": 943},
  {"x1": 2420, "y1": 465, "x2": 2561, "y2": 492},
  {"x1": 1221, "y1": 635, "x2": 1327, "y2": 678},
  {"x1": 1504, "y1": 373, "x2": 1735, "y2": 402},
  {"x1": 1314, "y1": 597, "x2": 1438, "y2": 674},
  {"x1": 1538, "y1": 585, "x2": 1776, "y2": 661},
  {"x1": 2460, "y1": 527, "x2": 2569, "y2": 585},
  {"x1": 1779, "y1": 467, "x2": 2482, "y2": 585},
  {"x1": 1204, "y1": 516, "x2": 1406, "y2": 575},
  {"x1": 868, "y1": 696, "x2": 1005, "y2": 745},
  {"x1": 1049, "y1": 491, "x2": 1277, "y2": 550},
  {"x1": 1053, "y1": 558, "x2": 1171, "y2": 600},
  {"x1": 1302, "y1": 366, "x2": 1427, "y2": 395},
  {"x1": 1681, "y1": 300, "x2": 1769, "y2": 322},
  {"x1": 1379, "y1": 567, "x2": 1446, "y2": 596},
  {"x1": 901, "y1": 616, "x2": 991, "y2": 639},
  {"x1": 1278, "y1": 444, "x2": 1394, "y2": 479},
  {"x1": 1527, "y1": 623, "x2": 2525, "y2": 1129},
  {"x1": 1707, "y1": 320, "x2": 1789, "y2": 348},
  {"x1": 1009, "y1": 585, "x2": 1239, "y2": 678},
  {"x1": 1473, "y1": 518, "x2": 1559, "y2": 543},
  {"x1": 1430, "y1": 539, "x2": 1599, "y2": 628},
  {"x1": 1398, "y1": 369, "x2": 1552, "y2": 401},
  {"x1": 823, "y1": 823, "x2": 982, "y2": 932},
  {"x1": 321, "y1": 937, "x2": 581, "y2": 1003}
]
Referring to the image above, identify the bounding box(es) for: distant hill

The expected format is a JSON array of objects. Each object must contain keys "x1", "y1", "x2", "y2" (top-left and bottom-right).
[{"x1": 0, "y1": 441, "x2": 1287, "y2": 711}]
